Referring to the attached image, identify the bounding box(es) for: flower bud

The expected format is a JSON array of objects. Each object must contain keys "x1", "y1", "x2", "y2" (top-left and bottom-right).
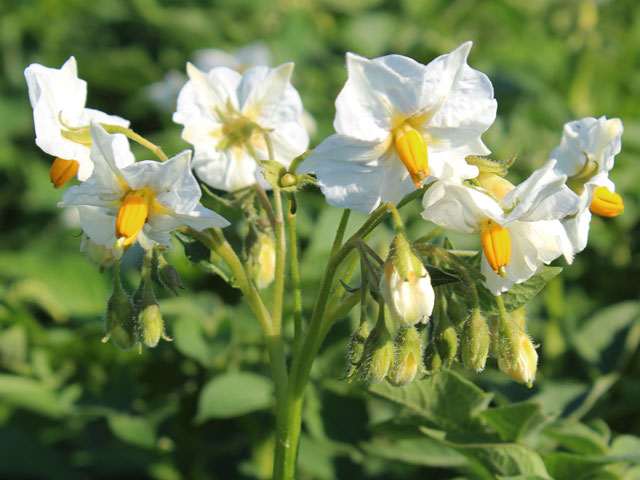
[
  {"x1": 156, "y1": 253, "x2": 185, "y2": 295},
  {"x1": 358, "y1": 316, "x2": 394, "y2": 384},
  {"x1": 248, "y1": 231, "x2": 276, "y2": 289},
  {"x1": 388, "y1": 326, "x2": 423, "y2": 386},
  {"x1": 344, "y1": 320, "x2": 370, "y2": 380},
  {"x1": 461, "y1": 309, "x2": 490, "y2": 372},
  {"x1": 80, "y1": 234, "x2": 123, "y2": 271},
  {"x1": 380, "y1": 233, "x2": 434, "y2": 326},
  {"x1": 435, "y1": 323, "x2": 458, "y2": 366},
  {"x1": 423, "y1": 342, "x2": 442, "y2": 375},
  {"x1": 103, "y1": 266, "x2": 136, "y2": 351},
  {"x1": 498, "y1": 330, "x2": 538, "y2": 387},
  {"x1": 138, "y1": 303, "x2": 165, "y2": 348}
]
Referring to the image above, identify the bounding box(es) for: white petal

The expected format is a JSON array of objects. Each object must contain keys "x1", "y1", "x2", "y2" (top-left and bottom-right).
[
  {"x1": 299, "y1": 134, "x2": 414, "y2": 213},
  {"x1": 421, "y1": 181, "x2": 503, "y2": 234}
]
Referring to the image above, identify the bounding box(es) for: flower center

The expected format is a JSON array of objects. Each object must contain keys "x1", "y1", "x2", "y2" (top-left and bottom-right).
[
  {"x1": 393, "y1": 124, "x2": 429, "y2": 188},
  {"x1": 480, "y1": 219, "x2": 511, "y2": 277},
  {"x1": 49, "y1": 157, "x2": 79, "y2": 189},
  {"x1": 589, "y1": 186, "x2": 624, "y2": 217},
  {"x1": 215, "y1": 102, "x2": 259, "y2": 152},
  {"x1": 116, "y1": 188, "x2": 154, "y2": 248}
]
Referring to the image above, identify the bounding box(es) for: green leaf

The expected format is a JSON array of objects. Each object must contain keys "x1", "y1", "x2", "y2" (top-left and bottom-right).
[
  {"x1": 107, "y1": 413, "x2": 156, "y2": 449},
  {"x1": 571, "y1": 301, "x2": 640, "y2": 373},
  {"x1": 479, "y1": 266, "x2": 563, "y2": 315},
  {"x1": 0, "y1": 374, "x2": 72, "y2": 419},
  {"x1": 543, "y1": 420, "x2": 609, "y2": 455},
  {"x1": 426, "y1": 265, "x2": 461, "y2": 287},
  {"x1": 368, "y1": 371, "x2": 492, "y2": 430},
  {"x1": 543, "y1": 452, "x2": 617, "y2": 480},
  {"x1": 480, "y1": 402, "x2": 546, "y2": 442},
  {"x1": 361, "y1": 436, "x2": 468, "y2": 468},
  {"x1": 196, "y1": 372, "x2": 273, "y2": 421}
]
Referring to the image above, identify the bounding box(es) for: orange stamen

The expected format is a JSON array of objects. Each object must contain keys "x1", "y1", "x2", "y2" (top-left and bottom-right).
[
  {"x1": 116, "y1": 190, "x2": 152, "y2": 247},
  {"x1": 481, "y1": 221, "x2": 511, "y2": 277},
  {"x1": 394, "y1": 125, "x2": 429, "y2": 188},
  {"x1": 49, "y1": 157, "x2": 79, "y2": 188},
  {"x1": 589, "y1": 186, "x2": 624, "y2": 217}
]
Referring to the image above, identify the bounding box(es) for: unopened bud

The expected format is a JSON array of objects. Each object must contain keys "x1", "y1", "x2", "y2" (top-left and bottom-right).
[
  {"x1": 81, "y1": 234, "x2": 123, "y2": 270},
  {"x1": 388, "y1": 326, "x2": 423, "y2": 386},
  {"x1": 461, "y1": 309, "x2": 490, "y2": 372},
  {"x1": 138, "y1": 303, "x2": 165, "y2": 348},
  {"x1": 380, "y1": 233, "x2": 434, "y2": 326},
  {"x1": 344, "y1": 320, "x2": 370, "y2": 380},
  {"x1": 248, "y1": 232, "x2": 276, "y2": 289},
  {"x1": 280, "y1": 173, "x2": 297, "y2": 188},
  {"x1": 498, "y1": 330, "x2": 538, "y2": 387},
  {"x1": 103, "y1": 267, "x2": 136, "y2": 351},
  {"x1": 358, "y1": 316, "x2": 394, "y2": 384},
  {"x1": 435, "y1": 323, "x2": 458, "y2": 366},
  {"x1": 157, "y1": 253, "x2": 185, "y2": 295},
  {"x1": 423, "y1": 342, "x2": 442, "y2": 375}
]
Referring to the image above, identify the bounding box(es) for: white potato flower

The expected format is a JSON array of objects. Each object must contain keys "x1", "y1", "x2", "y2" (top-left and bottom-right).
[
  {"x1": 550, "y1": 116, "x2": 624, "y2": 254},
  {"x1": 173, "y1": 62, "x2": 309, "y2": 191},
  {"x1": 24, "y1": 56, "x2": 130, "y2": 186},
  {"x1": 422, "y1": 162, "x2": 579, "y2": 295},
  {"x1": 298, "y1": 41, "x2": 497, "y2": 213},
  {"x1": 60, "y1": 123, "x2": 229, "y2": 250}
]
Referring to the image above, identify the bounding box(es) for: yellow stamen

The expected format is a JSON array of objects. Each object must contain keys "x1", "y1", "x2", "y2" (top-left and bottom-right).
[
  {"x1": 49, "y1": 157, "x2": 79, "y2": 188},
  {"x1": 394, "y1": 124, "x2": 429, "y2": 188},
  {"x1": 116, "y1": 189, "x2": 153, "y2": 247},
  {"x1": 481, "y1": 220, "x2": 511, "y2": 276},
  {"x1": 589, "y1": 186, "x2": 624, "y2": 217}
]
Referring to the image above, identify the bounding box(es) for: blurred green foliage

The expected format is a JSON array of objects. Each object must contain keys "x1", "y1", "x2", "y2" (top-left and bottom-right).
[{"x1": 1, "y1": 0, "x2": 639, "y2": 478}]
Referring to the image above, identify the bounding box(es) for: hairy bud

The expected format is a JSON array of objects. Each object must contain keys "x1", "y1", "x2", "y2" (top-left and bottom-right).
[
  {"x1": 461, "y1": 309, "x2": 490, "y2": 372},
  {"x1": 157, "y1": 253, "x2": 185, "y2": 295},
  {"x1": 358, "y1": 316, "x2": 394, "y2": 384},
  {"x1": 498, "y1": 330, "x2": 538, "y2": 387},
  {"x1": 423, "y1": 342, "x2": 442, "y2": 375},
  {"x1": 388, "y1": 326, "x2": 423, "y2": 386},
  {"x1": 103, "y1": 265, "x2": 136, "y2": 351},
  {"x1": 344, "y1": 320, "x2": 370, "y2": 380}
]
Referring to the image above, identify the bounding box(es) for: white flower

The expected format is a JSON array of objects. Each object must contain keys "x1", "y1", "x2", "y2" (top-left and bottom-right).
[
  {"x1": 422, "y1": 162, "x2": 579, "y2": 295},
  {"x1": 173, "y1": 62, "x2": 309, "y2": 191},
  {"x1": 60, "y1": 123, "x2": 229, "y2": 250},
  {"x1": 24, "y1": 56, "x2": 130, "y2": 184},
  {"x1": 550, "y1": 116, "x2": 624, "y2": 254},
  {"x1": 298, "y1": 41, "x2": 497, "y2": 214}
]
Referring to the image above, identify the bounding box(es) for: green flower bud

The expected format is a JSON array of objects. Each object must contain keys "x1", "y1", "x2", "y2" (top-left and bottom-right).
[
  {"x1": 388, "y1": 326, "x2": 423, "y2": 386},
  {"x1": 358, "y1": 315, "x2": 394, "y2": 384},
  {"x1": 461, "y1": 309, "x2": 490, "y2": 372},
  {"x1": 156, "y1": 253, "x2": 185, "y2": 295},
  {"x1": 103, "y1": 265, "x2": 136, "y2": 351},
  {"x1": 423, "y1": 342, "x2": 442, "y2": 375},
  {"x1": 138, "y1": 303, "x2": 165, "y2": 348},
  {"x1": 435, "y1": 323, "x2": 458, "y2": 366},
  {"x1": 343, "y1": 320, "x2": 370, "y2": 380}
]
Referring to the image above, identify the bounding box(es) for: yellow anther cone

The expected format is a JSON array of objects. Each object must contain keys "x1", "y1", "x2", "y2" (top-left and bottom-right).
[
  {"x1": 116, "y1": 191, "x2": 152, "y2": 247},
  {"x1": 589, "y1": 186, "x2": 624, "y2": 217},
  {"x1": 49, "y1": 157, "x2": 79, "y2": 188},
  {"x1": 394, "y1": 125, "x2": 429, "y2": 187},
  {"x1": 481, "y1": 221, "x2": 511, "y2": 276}
]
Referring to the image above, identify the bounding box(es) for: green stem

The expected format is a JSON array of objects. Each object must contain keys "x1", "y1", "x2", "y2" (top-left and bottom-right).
[
  {"x1": 288, "y1": 198, "x2": 304, "y2": 361},
  {"x1": 272, "y1": 188, "x2": 286, "y2": 331},
  {"x1": 415, "y1": 227, "x2": 444, "y2": 244},
  {"x1": 188, "y1": 228, "x2": 288, "y2": 402},
  {"x1": 253, "y1": 183, "x2": 277, "y2": 230},
  {"x1": 101, "y1": 124, "x2": 169, "y2": 162},
  {"x1": 385, "y1": 202, "x2": 403, "y2": 231}
]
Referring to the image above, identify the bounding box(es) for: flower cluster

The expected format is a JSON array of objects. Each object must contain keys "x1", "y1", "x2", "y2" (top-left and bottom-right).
[{"x1": 25, "y1": 42, "x2": 624, "y2": 384}]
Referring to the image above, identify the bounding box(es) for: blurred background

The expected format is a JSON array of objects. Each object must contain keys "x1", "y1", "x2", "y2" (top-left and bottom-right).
[{"x1": 1, "y1": 0, "x2": 639, "y2": 478}]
